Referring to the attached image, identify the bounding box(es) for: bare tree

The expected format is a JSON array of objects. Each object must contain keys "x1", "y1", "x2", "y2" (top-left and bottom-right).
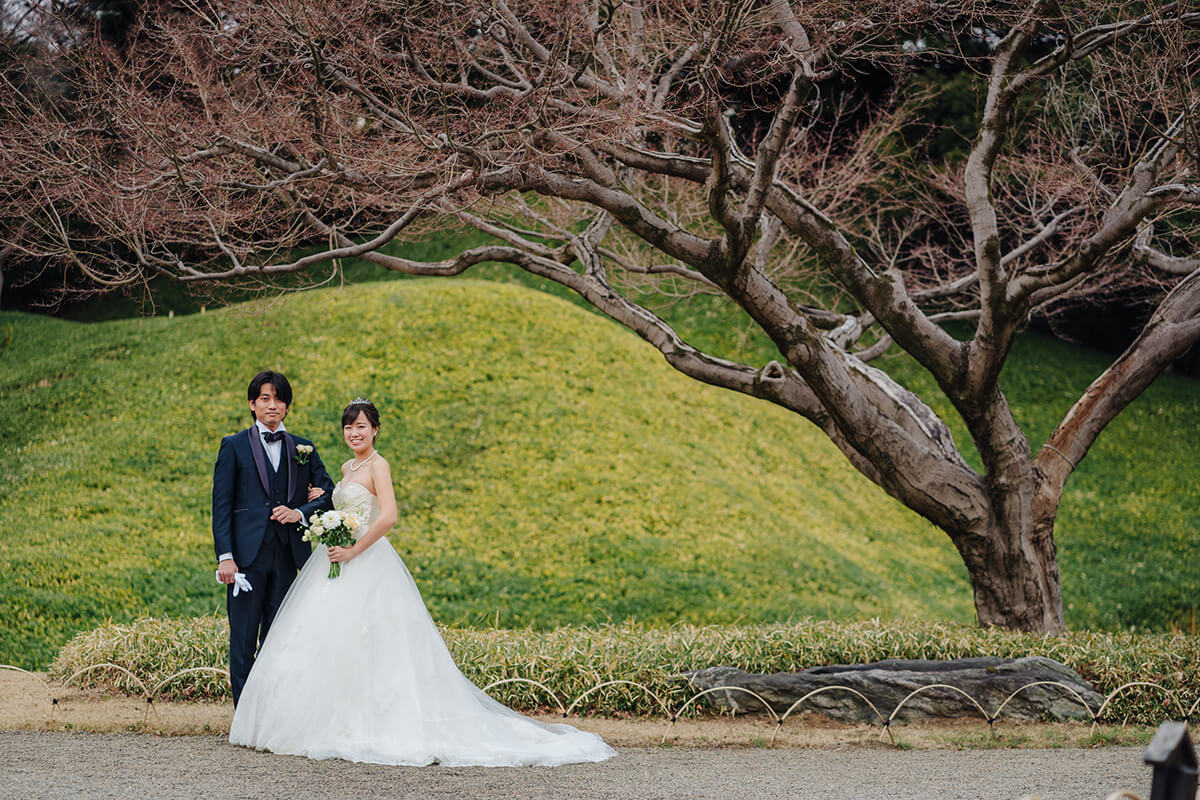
[{"x1": 2, "y1": 0, "x2": 1198, "y2": 632}]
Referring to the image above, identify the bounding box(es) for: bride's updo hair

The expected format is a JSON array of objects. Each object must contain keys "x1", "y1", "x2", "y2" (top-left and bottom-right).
[{"x1": 342, "y1": 398, "x2": 380, "y2": 440}]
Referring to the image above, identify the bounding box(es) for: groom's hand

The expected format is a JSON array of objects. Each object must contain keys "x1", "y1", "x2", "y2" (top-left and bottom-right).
[
  {"x1": 217, "y1": 558, "x2": 239, "y2": 584},
  {"x1": 271, "y1": 505, "x2": 302, "y2": 525}
]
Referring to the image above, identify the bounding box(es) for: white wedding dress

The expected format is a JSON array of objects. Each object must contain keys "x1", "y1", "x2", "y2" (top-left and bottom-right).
[{"x1": 229, "y1": 480, "x2": 615, "y2": 766}]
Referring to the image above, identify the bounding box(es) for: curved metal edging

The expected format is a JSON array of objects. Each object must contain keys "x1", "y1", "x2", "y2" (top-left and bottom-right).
[
  {"x1": 12, "y1": 659, "x2": 1199, "y2": 744},
  {"x1": 564, "y1": 680, "x2": 672, "y2": 719},
  {"x1": 663, "y1": 686, "x2": 781, "y2": 746},
  {"x1": 888, "y1": 683, "x2": 990, "y2": 725},
  {"x1": 1092, "y1": 682, "x2": 1186, "y2": 733},
  {"x1": 0, "y1": 664, "x2": 52, "y2": 692},
  {"x1": 0, "y1": 664, "x2": 57, "y2": 720},
  {"x1": 672, "y1": 686, "x2": 780, "y2": 722},
  {"x1": 992, "y1": 680, "x2": 1097, "y2": 722},
  {"x1": 771, "y1": 685, "x2": 889, "y2": 745},
  {"x1": 61, "y1": 663, "x2": 149, "y2": 697},
  {"x1": 149, "y1": 667, "x2": 231, "y2": 698},
  {"x1": 480, "y1": 677, "x2": 567, "y2": 717},
  {"x1": 140, "y1": 667, "x2": 230, "y2": 725},
  {"x1": 778, "y1": 686, "x2": 887, "y2": 726}
]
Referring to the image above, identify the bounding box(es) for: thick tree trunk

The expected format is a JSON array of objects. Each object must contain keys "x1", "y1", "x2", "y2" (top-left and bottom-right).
[
  {"x1": 947, "y1": 398, "x2": 1065, "y2": 633},
  {"x1": 954, "y1": 511, "x2": 1065, "y2": 633}
]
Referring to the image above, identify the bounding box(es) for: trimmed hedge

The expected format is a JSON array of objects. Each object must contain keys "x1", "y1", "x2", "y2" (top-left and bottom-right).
[{"x1": 50, "y1": 616, "x2": 1200, "y2": 725}]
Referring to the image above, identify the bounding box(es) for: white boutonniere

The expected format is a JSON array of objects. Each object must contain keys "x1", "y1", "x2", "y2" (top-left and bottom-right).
[{"x1": 295, "y1": 444, "x2": 313, "y2": 465}]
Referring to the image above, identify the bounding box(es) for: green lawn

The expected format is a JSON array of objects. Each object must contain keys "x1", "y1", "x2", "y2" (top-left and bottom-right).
[{"x1": 1, "y1": 276, "x2": 1196, "y2": 669}]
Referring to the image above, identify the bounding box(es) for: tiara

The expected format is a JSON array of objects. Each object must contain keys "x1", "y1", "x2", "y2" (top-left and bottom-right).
[{"x1": 350, "y1": 397, "x2": 374, "y2": 407}]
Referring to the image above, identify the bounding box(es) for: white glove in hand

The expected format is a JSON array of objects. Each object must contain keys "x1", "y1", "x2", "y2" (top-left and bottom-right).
[{"x1": 215, "y1": 570, "x2": 254, "y2": 596}]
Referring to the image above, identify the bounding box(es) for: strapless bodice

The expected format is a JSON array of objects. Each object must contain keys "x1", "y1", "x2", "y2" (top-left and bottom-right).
[{"x1": 331, "y1": 481, "x2": 380, "y2": 538}]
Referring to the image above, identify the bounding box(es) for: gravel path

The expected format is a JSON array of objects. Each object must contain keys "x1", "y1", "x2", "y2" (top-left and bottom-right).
[{"x1": 0, "y1": 731, "x2": 1149, "y2": 800}]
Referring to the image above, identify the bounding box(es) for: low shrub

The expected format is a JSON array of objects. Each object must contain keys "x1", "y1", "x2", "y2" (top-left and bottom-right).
[
  {"x1": 50, "y1": 615, "x2": 230, "y2": 699},
  {"x1": 49, "y1": 616, "x2": 1200, "y2": 725}
]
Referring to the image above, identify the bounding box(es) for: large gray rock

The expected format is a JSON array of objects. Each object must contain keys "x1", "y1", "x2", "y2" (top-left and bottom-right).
[{"x1": 682, "y1": 657, "x2": 1103, "y2": 723}]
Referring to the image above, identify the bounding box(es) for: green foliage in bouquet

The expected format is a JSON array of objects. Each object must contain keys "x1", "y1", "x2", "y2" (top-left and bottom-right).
[{"x1": 302, "y1": 510, "x2": 362, "y2": 578}]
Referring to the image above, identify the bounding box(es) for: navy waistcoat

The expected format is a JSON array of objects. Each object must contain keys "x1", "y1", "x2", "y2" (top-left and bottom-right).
[{"x1": 268, "y1": 453, "x2": 289, "y2": 542}]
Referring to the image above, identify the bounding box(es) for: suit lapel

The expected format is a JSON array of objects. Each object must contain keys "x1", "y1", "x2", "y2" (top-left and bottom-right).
[
  {"x1": 246, "y1": 427, "x2": 271, "y2": 496},
  {"x1": 283, "y1": 432, "x2": 298, "y2": 500}
]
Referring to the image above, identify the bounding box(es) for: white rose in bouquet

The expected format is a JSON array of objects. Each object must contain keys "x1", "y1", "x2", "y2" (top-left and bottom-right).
[{"x1": 301, "y1": 510, "x2": 363, "y2": 578}]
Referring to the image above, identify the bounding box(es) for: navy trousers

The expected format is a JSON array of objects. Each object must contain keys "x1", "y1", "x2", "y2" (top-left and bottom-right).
[{"x1": 228, "y1": 533, "x2": 297, "y2": 706}]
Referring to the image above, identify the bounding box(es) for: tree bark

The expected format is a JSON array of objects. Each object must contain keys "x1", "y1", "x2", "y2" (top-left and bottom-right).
[{"x1": 954, "y1": 510, "x2": 1065, "y2": 634}]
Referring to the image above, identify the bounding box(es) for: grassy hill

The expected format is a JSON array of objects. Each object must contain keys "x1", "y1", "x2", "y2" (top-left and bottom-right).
[{"x1": 0, "y1": 278, "x2": 1196, "y2": 669}]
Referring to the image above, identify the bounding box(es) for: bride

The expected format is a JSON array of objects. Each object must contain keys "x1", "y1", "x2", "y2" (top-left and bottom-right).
[{"x1": 229, "y1": 398, "x2": 615, "y2": 766}]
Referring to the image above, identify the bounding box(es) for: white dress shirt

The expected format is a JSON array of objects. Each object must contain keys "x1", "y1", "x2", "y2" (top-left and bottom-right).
[
  {"x1": 218, "y1": 421, "x2": 290, "y2": 564},
  {"x1": 256, "y1": 419, "x2": 287, "y2": 470}
]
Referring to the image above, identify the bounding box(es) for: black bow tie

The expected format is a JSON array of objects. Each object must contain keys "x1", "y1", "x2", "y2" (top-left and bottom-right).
[{"x1": 262, "y1": 430, "x2": 285, "y2": 443}]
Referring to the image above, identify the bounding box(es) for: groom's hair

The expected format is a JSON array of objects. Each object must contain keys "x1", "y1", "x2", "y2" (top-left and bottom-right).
[{"x1": 248, "y1": 371, "x2": 293, "y2": 419}]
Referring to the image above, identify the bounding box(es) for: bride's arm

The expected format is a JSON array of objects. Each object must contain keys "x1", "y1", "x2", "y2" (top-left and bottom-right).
[{"x1": 328, "y1": 458, "x2": 397, "y2": 562}]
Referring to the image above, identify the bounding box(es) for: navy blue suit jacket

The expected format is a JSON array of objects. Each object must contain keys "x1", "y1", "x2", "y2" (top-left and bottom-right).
[{"x1": 212, "y1": 427, "x2": 336, "y2": 569}]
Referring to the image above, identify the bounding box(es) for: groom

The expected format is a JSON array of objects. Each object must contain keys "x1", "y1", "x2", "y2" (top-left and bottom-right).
[{"x1": 212, "y1": 370, "x2": 335, "y2": 704}]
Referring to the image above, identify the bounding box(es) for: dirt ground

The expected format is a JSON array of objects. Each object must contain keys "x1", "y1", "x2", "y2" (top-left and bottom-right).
[{"x1": 0, "y1": 669, "x2": 1153, "y2": 750}]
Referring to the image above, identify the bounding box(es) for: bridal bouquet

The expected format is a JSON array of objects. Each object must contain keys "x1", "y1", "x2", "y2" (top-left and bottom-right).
[{"x1": 302, "y1": 509, "x2": 363, "y2": 578}]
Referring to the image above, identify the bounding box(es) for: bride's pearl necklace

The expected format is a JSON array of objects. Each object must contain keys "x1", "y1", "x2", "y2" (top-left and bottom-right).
[{"x1": 349, "y1": 450, "x2": 377, "y2": 471}]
